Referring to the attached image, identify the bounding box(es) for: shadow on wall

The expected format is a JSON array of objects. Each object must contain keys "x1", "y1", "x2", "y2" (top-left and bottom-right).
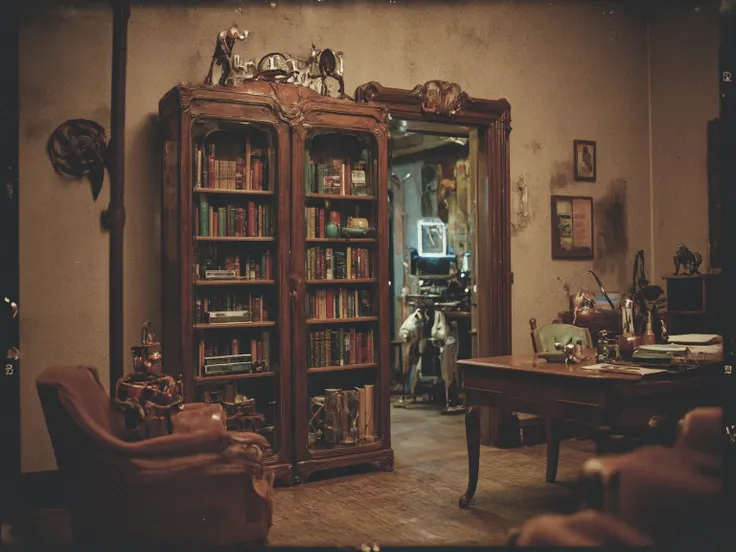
[
  {"x1": 549, "y1": 160, "x2": 573, "y2": 192},
  {"x1": 594, "y1": 178, "x2": 629, "y2": 289}
]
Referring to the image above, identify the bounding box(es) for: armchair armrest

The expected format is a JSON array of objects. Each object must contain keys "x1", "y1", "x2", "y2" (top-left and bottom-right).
[
  {"x1": 122, "y1": 428, "x2": 232, "y2": 458},
  {"x1": 579, "y1": 445, "x2": 724, "y2": 544},
  {"x1": 109, "y1": 438, "x2": 275, "y2": 547},
  {"x1": 507, "y1": 510, "x2": 653, "y2": 546},
  {"x1": 121, "y1": 427, "x2": 271, "y2": 460}
]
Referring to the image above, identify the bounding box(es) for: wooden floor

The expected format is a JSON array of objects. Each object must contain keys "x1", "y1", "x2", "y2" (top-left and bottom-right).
[{"x1": 5, "y1": 406, "x2": 595, "y2": 546}]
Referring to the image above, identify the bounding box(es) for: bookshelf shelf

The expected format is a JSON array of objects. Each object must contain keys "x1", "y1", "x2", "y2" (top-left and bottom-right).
[
  {"x1": 306, "y1": 193, "x2": 377, "y2": 202},
  {"x1": 193, "y1": 188, "x2": 275, "y2": 196},
  {"x1": 194, "y1": 236, "x2": 275, "y2": 242},
  {"x1": 308, "y1": 440, "x2": 383, "y2": 459},
  {"x1": 194, "y1": 279, "x2": 276, "y2": 287},
  {"x1": 305, "y1": 238, "x2": 376, "y2": 244},
  {"x1": 308, "y1": 363, "x2": 377, "y2": 374},
  {"x1": 305, "y1": 278, "x2": 377, "y2": 285},
  {"x1": 306, "y1": 317, "x2": 378, "y2": 325},
  {"x1": 193, "y1": 321, "x2": 276, "y2": 330},
  {"x1": 195, "y1": 371, "x2": 277, "y2": 385}
]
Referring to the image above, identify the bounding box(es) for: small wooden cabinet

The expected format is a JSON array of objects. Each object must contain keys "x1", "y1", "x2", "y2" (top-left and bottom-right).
[
  {"x1": 663, "y1": 274, "x2": 723, "y2": 335},
  {"x1": 158, "y1": 82, "x2": 393, "y2": 484}
]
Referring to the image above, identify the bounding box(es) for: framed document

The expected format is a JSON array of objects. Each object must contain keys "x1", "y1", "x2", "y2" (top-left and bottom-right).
[
  {"x1": 551, "y1": 195, "x2": 594, "y2": 260},
  {"x1": 573, "y1": 140, "x2": 596, "y2": 182}
]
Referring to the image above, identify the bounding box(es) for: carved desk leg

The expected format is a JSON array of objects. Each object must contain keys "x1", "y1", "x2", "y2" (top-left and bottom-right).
[
  {"x1": 459, "y1": 405, "x2": 481, "y2": 508},
  {"x1": 545, "y1": 418, "x2": 560, "y2": 483}
]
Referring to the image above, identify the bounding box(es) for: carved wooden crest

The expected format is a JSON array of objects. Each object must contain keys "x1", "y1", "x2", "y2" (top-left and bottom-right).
[{"x1": 410, "y1": 80, "x2": 468, "y2": 117}]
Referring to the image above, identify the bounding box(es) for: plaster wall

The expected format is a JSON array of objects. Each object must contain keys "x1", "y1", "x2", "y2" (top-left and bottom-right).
[
  {"x1": 649, "y1": 1, "x2": 720, "y2": 282},
  {"x1": 20, "y1": 0, "x2": 652, "y2": 473}
]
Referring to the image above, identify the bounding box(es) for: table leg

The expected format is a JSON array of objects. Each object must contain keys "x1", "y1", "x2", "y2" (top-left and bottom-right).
[
  {"x1": 459, "y1": 405, "x2": 481, "y2": 508},
  {"x1": 545, "y1": 418, "x2": 560, "y2": 483}
]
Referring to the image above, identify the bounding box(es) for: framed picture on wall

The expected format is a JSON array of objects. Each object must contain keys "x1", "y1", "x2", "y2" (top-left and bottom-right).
[
  {"x1": 573, "y1": 139, "x2": 596, "y2": 182},
  {"x1": 551, "y1": 195, "x2": 594, "y2": 260}
]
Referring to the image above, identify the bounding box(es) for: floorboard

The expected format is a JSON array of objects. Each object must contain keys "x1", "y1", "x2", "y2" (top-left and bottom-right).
[{"x1": 4, "y1": 406, "x2": 595, "y2": 546}]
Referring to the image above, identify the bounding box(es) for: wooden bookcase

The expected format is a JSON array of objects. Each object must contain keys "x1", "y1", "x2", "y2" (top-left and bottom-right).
[{"x1": 158, "y1": 82, "x2": 393, "y2": 485}]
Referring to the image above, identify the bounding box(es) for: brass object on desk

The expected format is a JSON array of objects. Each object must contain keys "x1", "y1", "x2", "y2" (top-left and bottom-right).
[
  {"x1": 596, "y1": 330, "x2": 618, "y2": 363},
  {"x1": 554, "y1": 338, "x2": 584, "y2": 364}
]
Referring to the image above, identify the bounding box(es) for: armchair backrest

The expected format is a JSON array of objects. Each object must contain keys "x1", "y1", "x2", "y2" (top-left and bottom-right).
[
  {"x1": 36, "y1": 365, "x2": 126, "y2": 474},
  {"x1": 530, "y1": 320, "x2": 592, "y2": 354}
]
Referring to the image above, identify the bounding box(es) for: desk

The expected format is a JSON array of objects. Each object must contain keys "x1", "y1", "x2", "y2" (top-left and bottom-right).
[{"x1": 457, "y1": 354, "x2": 720, "y2": 508}]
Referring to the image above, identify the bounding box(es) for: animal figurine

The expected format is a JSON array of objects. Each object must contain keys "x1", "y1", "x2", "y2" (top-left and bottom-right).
[
  {"x1": 555, "y1": 338, "x2": 584, "y2": 364},
  {"x1": 204, "y1": 24, "x2": 249, "y2": 87},
  {"x1": 673, "y1": 244, "x2": 703, "y2": 275}
]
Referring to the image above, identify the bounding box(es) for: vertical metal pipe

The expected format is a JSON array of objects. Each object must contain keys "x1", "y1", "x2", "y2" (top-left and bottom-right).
[{"x1": 108, "y1": 0, "x2": 130, "y2": 395}]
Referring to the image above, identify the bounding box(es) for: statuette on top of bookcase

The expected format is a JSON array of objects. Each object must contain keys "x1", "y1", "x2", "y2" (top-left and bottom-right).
[{"x1": 204, "y1": 24, "x2": 249, "y2": 87}]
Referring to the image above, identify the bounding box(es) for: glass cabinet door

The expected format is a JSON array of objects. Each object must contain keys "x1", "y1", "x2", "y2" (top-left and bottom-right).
[
  {"x1": 189, "y1": 118, "x2": 283, "y2": 457},
  {"x1": 297, "y1": 128, "x2": 384, "y2": 457}
]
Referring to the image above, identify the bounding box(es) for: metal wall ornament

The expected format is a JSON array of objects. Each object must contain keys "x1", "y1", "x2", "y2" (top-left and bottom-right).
[
  {"x1": 510, "y1": 174, "x2": 532, "y2": 234},
  {"x1": 47, "y1": 119, "x2": 109, "y2": 201}
]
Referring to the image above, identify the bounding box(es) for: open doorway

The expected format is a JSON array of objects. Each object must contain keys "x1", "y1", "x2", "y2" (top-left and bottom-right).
[{"x1": 388, "y1": 119, "x2": 475, "y2": 415}]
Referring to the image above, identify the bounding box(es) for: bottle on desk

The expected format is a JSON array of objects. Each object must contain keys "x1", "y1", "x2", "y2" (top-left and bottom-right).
[{"x1": 641, "y1": 311, "x2": 656, "y2": 346}]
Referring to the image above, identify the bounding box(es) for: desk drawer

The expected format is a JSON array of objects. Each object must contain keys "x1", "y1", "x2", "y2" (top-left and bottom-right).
[{"x1": 462, "y1": 366, "x2": 607, "y2": 414}]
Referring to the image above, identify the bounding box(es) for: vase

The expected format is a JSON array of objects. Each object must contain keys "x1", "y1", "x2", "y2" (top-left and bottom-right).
[{"x1": 326, "y1": 222, "x2": 340, "y2": 238}]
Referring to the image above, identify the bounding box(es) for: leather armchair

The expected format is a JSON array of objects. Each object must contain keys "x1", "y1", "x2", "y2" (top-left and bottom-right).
[
  {"x1": 509, "y1": 407, "x2": 726, "y2": 546},
  {"x1": 36, "y1": 365, "x2": 274, "y2": 546}
]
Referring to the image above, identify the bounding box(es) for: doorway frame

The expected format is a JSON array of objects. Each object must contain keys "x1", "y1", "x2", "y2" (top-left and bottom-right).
[{"x1": 355, "y1": 80, "x2": 512, "y2": 357}]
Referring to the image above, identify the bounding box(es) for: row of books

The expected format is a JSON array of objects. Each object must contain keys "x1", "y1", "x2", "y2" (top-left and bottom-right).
[
  {"x1": 304, "y1": 157, "x2": 372, "y2": 196},
  {"x1": 194, "y1": 292, "x2": 269, "y2": 324},
  {"x1": 194, "y1": 252, "x2": 273, "y2": 281},
  {"x1": 309, "y1": 385, "x2": 375, "y2": 448},
  {"x1": 196, "y1": 197, "x2": 275, "y2": 238},
  {"x1": 194, "y1": 142, "x2": 270, "y2": 191},
  {"x1": 306, "y1": 288, "x2": 373, "y2": 320},
  {"x1": 306, "y1": 247, "x2": 372, "y2": 280},
  {"x1": 197, "y1": 332, "x2": 272, "y2": 373},
  {"x1": 308, "y1": 328, "x2": 375, "y2": 368}
]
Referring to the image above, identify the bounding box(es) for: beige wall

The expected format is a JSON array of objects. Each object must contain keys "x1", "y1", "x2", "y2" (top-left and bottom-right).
[
  {"x1": 650, "y1": 1, "x2": 720, "y2": 281},
  {"x1": 18, "y1": 1, "x2": 692, "y2": 473}
]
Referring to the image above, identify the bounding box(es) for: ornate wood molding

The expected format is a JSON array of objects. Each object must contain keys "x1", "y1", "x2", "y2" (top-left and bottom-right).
[
  {"x1": 355, "y1": 80, "x2": 511, "y2": 126},
  {"x1": 161, "y1": 82, "x2": 389, "y2": 129},
  {"x1": 410, "y1": 80, "x2": 468, "y2": 117}
]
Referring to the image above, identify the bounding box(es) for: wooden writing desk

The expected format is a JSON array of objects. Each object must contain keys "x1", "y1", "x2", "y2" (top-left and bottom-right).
[{"x1": 457, "y1": 354, "x2": 720, "y2": 508}]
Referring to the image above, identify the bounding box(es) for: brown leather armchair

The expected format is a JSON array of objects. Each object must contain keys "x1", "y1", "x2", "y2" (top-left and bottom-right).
[
  {"x1": 509, "y1": 407, "x2": 726, "y2": 546},
  {"x1": 36, "y1": 365, "x2": 274, "y2": 546}
]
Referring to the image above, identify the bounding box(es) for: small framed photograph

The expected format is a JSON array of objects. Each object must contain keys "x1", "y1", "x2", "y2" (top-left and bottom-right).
[
  {"x1": 573, "y1": 140, "x2": 596, "y2": 182},
  {"x1": 551, "y1": 195, "x2": 594, "y2": 260}
]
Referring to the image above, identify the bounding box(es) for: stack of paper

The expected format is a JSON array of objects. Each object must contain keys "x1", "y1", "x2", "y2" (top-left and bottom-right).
[
  {"x1": 668, "y1": 334, "x2": 722, "y2": 345},
  {"x1": 581, "y1": 363, "x2": 668, "y2": 377}
]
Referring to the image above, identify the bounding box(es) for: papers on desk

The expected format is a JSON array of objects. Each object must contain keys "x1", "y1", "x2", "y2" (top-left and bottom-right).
[
  {"x1": 668, "y1": 334, "x2": 722, "y2": 345},
  {"x1": 637, "y1": 344, "x2": 688, "y2": 355},
  {"x1": 581, "y1": 363, "x2": 669, "y2": 377},
  {"x1": 685, "y1": 344, "x2": 723, "y2": 362}
]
